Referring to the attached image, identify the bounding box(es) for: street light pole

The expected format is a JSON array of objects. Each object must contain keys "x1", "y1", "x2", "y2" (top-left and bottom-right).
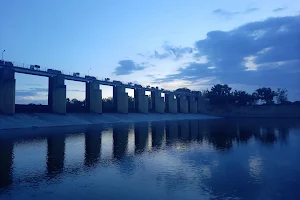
[
  {"x1": 1, "y1": 50, "x2": 5, "y2": 60},
  {"x1": 88, "y1": 68, "x2": 91, "y2": 76}
]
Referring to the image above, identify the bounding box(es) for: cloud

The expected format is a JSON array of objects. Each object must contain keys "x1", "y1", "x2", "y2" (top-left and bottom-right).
[
  {"x1": 213, "y1": 8, "x2": 259, "y2": 19},
  {"x1": 16, "y1": 87, "x2": 48, "y2": 97},
  {"x1": 273, "y1": 7, "x2": 287, "y2": 12},
  {"x1": 114, "y1": 60, "x2": 147, "y2": 75},
  {"x1": 16, "y1": 87, "x2": 48, "y2": 104},
  {"x1": 244, "y1": 8, "x2": 259, "y2": 14},
  {"x1": 67, "y1": 89, "x2": 85, "y2": 92},
  {"x1": 213, "y1": 9, "x2": 239, "y2": 19},
  {"x1": 156, "y1": 15, "x2": 300, "y2": 100},
  {"x1": 150, "y1": 44, "x2": 194, "y2": 60}
]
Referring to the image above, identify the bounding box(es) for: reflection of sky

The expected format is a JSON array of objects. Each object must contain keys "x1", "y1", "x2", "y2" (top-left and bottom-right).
[{"x1": 248, "y1": 155, "x2": 263, "y2": 182}]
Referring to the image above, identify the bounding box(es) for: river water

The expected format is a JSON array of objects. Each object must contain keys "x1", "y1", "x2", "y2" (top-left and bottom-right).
[{"x1": 0, "y1": 119, "x2": 300, "y2": 200}]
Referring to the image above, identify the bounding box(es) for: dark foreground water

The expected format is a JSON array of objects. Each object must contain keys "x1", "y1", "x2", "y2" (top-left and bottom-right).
[{"x1": 0, "y1": 119, "x2": 300, "y2": 200}]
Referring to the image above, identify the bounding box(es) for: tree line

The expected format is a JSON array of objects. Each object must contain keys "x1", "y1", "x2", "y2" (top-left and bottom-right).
[{"x1": 175, "y1": 84, "x2": 298, "y2": 106}]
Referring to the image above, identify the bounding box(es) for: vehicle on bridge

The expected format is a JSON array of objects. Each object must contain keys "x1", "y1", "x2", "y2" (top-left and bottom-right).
[
  {"x1": 85, "y1": 75, "x2": 97, "y2": 80},
  {"x1": 113, "y1": 80, "x2": 123, "y2": 85},
  {"x1": 47, "y1": 69, "x2": 62, "y2": 74},
  {"x1": 134, "y1": 84, "x2": 142, "y2": 88},
  {"x1": 3, "y1": 61, "x2": 13, "y2": 67},
  {"x1": 73, "y1": 72, "x2": 80, "y2": 77},
  {"x1": 30, "y1": 65, "x2": 41, "y2": 70},
  {"x1": 104, "y1": 78, "x2": 110, "y2": 81}
]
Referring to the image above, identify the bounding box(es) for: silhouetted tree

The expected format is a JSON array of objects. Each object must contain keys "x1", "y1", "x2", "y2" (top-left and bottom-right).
[
  {"x1": 175, "y1": 87, "x2": 191, "y2": 93},
  {"x1": 253, "y1": 87, "x2": 276, "y2": 105},
  {"x1": 231, "y1": 90, "x2": 256, "y2": 106},
  {"x1": 276, "y1": 88, "x2": 288, "y2": 104},
  {"x1": 128, "y1": 96, "x2": 135, "y2": 112},
  {"x1": 207, "y1": 84, "x2": 232, "y2": 105},
  {"x1": 102, "y1": 97, "x2": 114, "y2": 112}
]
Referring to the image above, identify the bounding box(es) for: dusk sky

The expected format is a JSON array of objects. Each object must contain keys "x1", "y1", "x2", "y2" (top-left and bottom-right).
[{"x1": 1, "y1": 0, "x2": 299, "y2": 104}]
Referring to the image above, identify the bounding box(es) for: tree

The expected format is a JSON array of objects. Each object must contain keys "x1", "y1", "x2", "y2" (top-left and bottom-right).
[
  {"x1": 207, "y1": 84, "x2": 232, "y2": 105},
  {"x1": 174, "y1": 87, "x2": 191, "y2": 93},
  {"x1": 253, "y1": 87, "x2": 276, "y2": 105},
  {"x1": 276, "y1": 88, "x2": 288, "y2": 104},
  {"x1": 71, "y1": 98, "x2": 84, "y2": 106},
  {"x1": 231, "y1": 90, "x2": 255, "y2": 106}
]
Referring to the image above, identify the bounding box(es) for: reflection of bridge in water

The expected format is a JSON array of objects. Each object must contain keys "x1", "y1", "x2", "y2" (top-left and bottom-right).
[{"x1": 0, "y1": 119, "x2": 295, "y2": 191}]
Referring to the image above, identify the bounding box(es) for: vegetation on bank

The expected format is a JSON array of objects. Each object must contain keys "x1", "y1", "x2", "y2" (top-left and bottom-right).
[{"x1": 175, "y1": 84, "x2": 299, "y2": 106}]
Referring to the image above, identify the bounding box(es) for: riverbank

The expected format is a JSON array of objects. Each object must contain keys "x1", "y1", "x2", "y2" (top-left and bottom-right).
[
  {"x1": 0, "y1": 113, "x2": 219, "y2": 130},
  {"x1": 200, "y1": 104, "x2": 300, "y2": 118}
]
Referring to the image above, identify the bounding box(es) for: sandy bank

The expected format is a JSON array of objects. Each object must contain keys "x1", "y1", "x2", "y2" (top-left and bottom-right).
[{"x1": 0, "y1": 113, "x2": 219, "y2": 130}]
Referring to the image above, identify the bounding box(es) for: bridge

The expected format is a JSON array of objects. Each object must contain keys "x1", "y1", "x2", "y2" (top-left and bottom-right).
[{"x1": 0, "y1": 60, "x2": 204, "y2": 115}]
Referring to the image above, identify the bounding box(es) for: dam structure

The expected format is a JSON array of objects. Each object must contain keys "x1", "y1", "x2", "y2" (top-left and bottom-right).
[{"x1": 0, "y1": 60, "x2": 202, "y2": 115}]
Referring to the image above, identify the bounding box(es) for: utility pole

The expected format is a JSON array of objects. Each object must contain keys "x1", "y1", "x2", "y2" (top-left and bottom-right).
[{"x1": 1, "y1": 50, "x2": 5, "y2": 60}]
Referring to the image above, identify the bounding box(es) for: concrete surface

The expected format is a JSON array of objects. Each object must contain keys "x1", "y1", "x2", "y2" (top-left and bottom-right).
[
  {"x1": 151, "y1": 91, "x2": 165, "y2": 113},
  {"x1": 113, "y1": 86, "x2": 128, "y2": 114},
  {"x1": 188, "y1": 96, "x2": 198, "y2": 113},
  {"x1": 165, "y1": 93, "x2": 177, "y2": 113},
  {"x1": 177, "y1": 95, "x2": 188, "y2": 113},
  {"x1": 0, "y1": 68, "x2": 15, "y2": 115},
  {"x1": 86, "y1": 81, "x2": 102, "y2": 114},
  {"x1": 134, "y1": 89, "x2": 149, "y2": 113},
  {"x1": 48, "y1": 75, "x2": 66, "y2": 114},
  {"x1": 0, "y1": 113, "x2": 219, "y2": 130}
]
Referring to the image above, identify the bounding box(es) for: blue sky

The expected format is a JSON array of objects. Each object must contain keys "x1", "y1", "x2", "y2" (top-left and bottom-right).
[{"x1": 1, "y1": 0, "x2": 299, "y2": 104}]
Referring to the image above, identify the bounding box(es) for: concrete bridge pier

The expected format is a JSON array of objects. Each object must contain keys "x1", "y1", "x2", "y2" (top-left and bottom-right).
[
  {"x1": 177, "y1": 95, "x2": 188, "y2": 113},
  {"x1": 86, "y1": 81, "x2": 102, "y2": 114},
  {"x1": 113, "y1": 85, "x2": 128, "y2": 114},
  {"x1": 151, "y1": 91, "x2": 165, "y2": 113},
  {"x1": 188, "y1": 96, "x2": 198, "y2": 113},
  {"x1": 197, "y1": 96, "x2": 206, "y2": 113},
  {"x1": 48, "y1": 75, "x2": 66, "y2": 114},
  {"x1": 134, "y1": 89, "x2": 148, "y2": 113},
  {"x1": 165, "y1": 93, "x2": 177, "y2": 113},
  {"x1": 0, "y1": 68, "x2": 15, "y2": 115}
]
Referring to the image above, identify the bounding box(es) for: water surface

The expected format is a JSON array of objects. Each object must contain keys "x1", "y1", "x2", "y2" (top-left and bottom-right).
[{"x1": 0, "y1": 119, "x2": 300, "y2": 200}]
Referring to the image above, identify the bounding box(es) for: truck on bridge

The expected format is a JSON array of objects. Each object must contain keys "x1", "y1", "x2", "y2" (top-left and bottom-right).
[{"x1": 47, "y1": 69, "x2": 62, "y2": 74}]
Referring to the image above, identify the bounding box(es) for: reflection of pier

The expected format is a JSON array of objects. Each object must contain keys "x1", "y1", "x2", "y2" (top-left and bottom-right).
[
  {"x1": 0, "y1": 141, "x2": 13, "y2": 188},
  {"x1": 0, "y1": 119, "x2": 292, "y2": 191},
  {"x1": 189, "y1": 120, "x2": 199, "y2": 141},
  {"x1": 134, "y1": 122, "x2": 149, "y2": 153},
  {"x1": 47, "y1": 135, "x2": 66, "y2": 176},
  {"x1": 179, "y1": 121, "x2": 189, "y2": 141},
  {"x1": 85, "y1": 130, "x2": 101, "y2": 166},
  {"x1": 113, "y1": 125, "x2": 129, "y2": 159},
  {"x1": 152, "y1": 122, "x2": 165, "y2": 148},
  {"x1": 166, "y1": 121, "x2": 178, "y2": 145}
]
